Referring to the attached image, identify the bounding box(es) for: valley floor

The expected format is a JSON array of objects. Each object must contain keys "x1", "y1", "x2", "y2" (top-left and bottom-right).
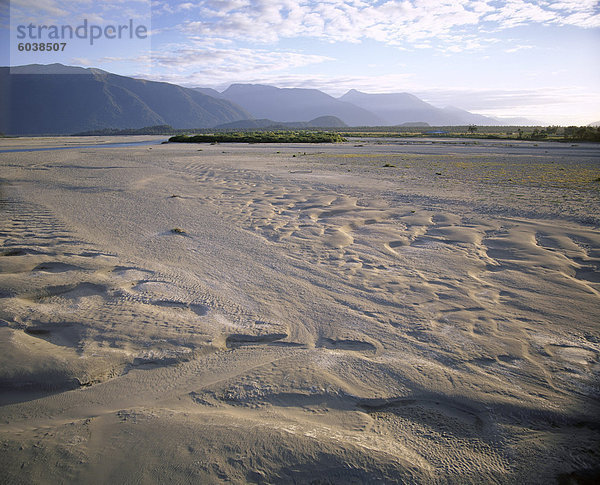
[{"x1": 1, "y1": 137, "x2": 599, "y2": 484}]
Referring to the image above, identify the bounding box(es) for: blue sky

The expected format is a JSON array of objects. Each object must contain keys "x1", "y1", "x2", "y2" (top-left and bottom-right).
[{"x1": 2, "y1": 0, "x2": 599, "y2": 124}]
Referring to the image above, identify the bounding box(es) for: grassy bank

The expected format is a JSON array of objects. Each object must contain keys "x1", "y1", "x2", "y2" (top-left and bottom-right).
[
  {"x1": 340, "y1": 125, "x2": 600, "y2": 142},
  {"x1": 169, "y1": 131, "x2": 347, "y2": 144}
]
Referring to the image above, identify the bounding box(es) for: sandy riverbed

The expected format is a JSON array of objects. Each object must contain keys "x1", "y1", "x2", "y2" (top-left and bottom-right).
[{"x1": 1, "y1": 137, "x2": 599, "y2": 483}]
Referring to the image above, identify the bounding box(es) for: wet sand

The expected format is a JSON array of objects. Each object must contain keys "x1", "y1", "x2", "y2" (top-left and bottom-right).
[{"x1": 1, "y1": 137, "x2": 599, "y2": 483}]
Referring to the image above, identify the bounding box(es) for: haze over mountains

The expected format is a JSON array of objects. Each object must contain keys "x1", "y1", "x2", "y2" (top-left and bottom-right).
[
  {"x1": 1, "y1": 63, "x2": 522, "y2": 135},
  {"x1": 221, "y1": 84, "x2": 386, "y2": 126},
  {"x1": 341, "y1": 89, "x2": 494, "y2": 126}
]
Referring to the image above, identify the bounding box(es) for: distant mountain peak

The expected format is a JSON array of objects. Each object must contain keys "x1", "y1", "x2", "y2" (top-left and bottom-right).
[
  {"x1": 339, "y1": 89, "x2": 499, "y2": 126},
  {"x1": 224, "y1": 83, "x2": 278, "y2": 93},
  {"x1": 221, "y1": 83, "x2": 385, "y2": 126},
  {"x1": 8, "y1": 63, "x2": 92, "y2": 75}
]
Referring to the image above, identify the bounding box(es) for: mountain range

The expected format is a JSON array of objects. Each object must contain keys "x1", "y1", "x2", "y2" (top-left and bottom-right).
[
  {"x1": 220, "y1": 84, "x2": 386, "y2": 126},
  {"x1": 0, "y1": 64, "x2": 250, "y2": 135},
  {"x1": 213, "y1": 116, "x2": 348, "y2": 130},
  {"x1": 1, "y1": 63, "x2": 529, "y2": 135}
]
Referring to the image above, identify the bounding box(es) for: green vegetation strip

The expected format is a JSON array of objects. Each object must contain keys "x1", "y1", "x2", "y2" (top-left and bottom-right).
[
  {"x1": 340, "y1": 125, "x2": 600, "y2": 142},
  {"x1": 169, "y1": 131, "x2": 346, "y2": 144}
]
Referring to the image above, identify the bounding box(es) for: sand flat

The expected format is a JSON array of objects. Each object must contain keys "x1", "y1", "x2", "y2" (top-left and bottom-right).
[{"x1": 0, "y1": 137, "x2": 599, "y2": 483}]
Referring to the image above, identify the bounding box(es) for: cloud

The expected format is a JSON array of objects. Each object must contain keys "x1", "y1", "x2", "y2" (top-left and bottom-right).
[
  {"x1": 105, "y1": 44, "x2": 333, "y2": 84},
  {"x1": 8, "y1": 0, "x2": 152, "y2": 25},
  {"x1": 9, "y1": 0, "x2": 69, "y2": 18},
  {"x1": 153, "y1": 44, "x2": 329, "y2": 66},
  {"x1": 504, "y1": 44, "x2": 535, "y2": 53},
  {"x1": 179, "y1": 0, "x2": 481, "y2": 46},
  {"x1": 172, "y1": 0, "x2": 600, "y2": 52},
  {"x1": 69, "y1": 57, "x2": 94, "y2": 65},
  {"x1": 484, "y1": 1, "x2": 557, "y2": 28},
  {"x1": 141, "y1": 70, "x2": 416, "y2": 98}
]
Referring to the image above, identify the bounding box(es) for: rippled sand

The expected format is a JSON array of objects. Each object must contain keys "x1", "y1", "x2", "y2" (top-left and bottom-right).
[{"x1": 1, "y1": 137, "x2": 599, "y2": 483}]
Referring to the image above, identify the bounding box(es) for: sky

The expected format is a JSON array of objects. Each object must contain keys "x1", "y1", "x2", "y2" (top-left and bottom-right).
[{"x1": 1, "y1": 0, "x2": 599, "y2": 125}]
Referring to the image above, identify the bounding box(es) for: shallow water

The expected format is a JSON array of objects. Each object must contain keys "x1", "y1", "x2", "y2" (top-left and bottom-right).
[{"x1": 0, "y1": 138, "x2": 166, "y2": 153}]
